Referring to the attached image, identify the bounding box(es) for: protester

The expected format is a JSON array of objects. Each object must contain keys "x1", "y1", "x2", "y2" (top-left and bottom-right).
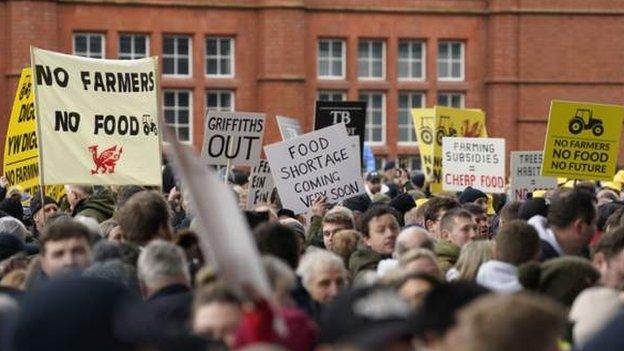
[
  {"x1": 349, "y1": 205, "x2": 401, "y2": 279},
  {"x1": 592, "y1": 225, "x2": 624, "y2": 289},
  {"x1": 28, "y1": 193, "x2": 59, "y2": 238},
  {"x1": 100, "y1": 218, "x2": 124, "y2": 242},
  {"x1": 476, "y1": 220, "x2": 540, "y2": 292},
  {"x1": 377, "y1": 226, "x2": 433, "y2": 276},
  {"x1": 117, "y1": 190, "x2": 173, "y2": 246},
  {"x1": 458, "y1": 186, "x2": 488, "y2": 210},
  {"x1": 66, "y1": 185, "x2": 115, "y2": 223},
  {"x1": 296, "y1": 249, "x2": 348, "y2": 307},
  {"x1": 446, "y1": 240, "x2": 493, "y2": 281},
  {"x1": 329, "y1": 229, "x2": 359, "y2": 266},
  {"x1": 422, "y1": 196, "x2": 460, "y2": 239},
  {"x1": 434, "y1": 208, "x2": 479, "y2": 274},
  {"x1": 461, "y1": 203, "x2": 489, "y2": 239},
  {"x1": 398, "y1": 248, "x2": 442, "y2": 278},
  {"x1": 320, "y1": 211, "x2": 355, "y2": 251},
  {"x1": 192, "y1": 284, "x2": 242, "y2": 347},
  {"x1": 39, "y1": 219, "x2": 92, "y2": 278}
]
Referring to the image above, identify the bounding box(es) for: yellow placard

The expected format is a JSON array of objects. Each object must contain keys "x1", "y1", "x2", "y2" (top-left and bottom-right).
[
  {"x1": 3, "y1": 68, "x2": 39, "y2": 194},
  {"x1": 542, "y1": 100, "x2": 624, "y2": 181},
  {"x1": 412, "y1": 106, "x2": 488, "y2": 193}
]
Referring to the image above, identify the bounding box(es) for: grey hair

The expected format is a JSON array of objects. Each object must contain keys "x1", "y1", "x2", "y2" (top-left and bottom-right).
[
  {"x1": 0, "y1": 217, "x2": 30, "y2": 241},
  {"x1": 395, "y1": 226, "x2": 434, "y2": 257},
  {"x1": 296, "y1": 249, "x2": 346, "y2": 290},
  {"x1": 137, "y1": 240, "x2": 190, "y2": 286},
  {"x1": 75, "y1": 215, "x2": 103, "y2": 238},
  {"x1": 65, "y1": 184, "x2": 93, "y2": 196},
  {"x1": 262, "y1": 255, "x2": 296, "y2": 291}
]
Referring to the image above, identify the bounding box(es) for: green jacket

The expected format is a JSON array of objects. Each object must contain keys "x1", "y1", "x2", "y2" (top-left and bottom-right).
[
  {"x1": 305, "y1": 215, "x2": 325, "y2": 248},
  {"x1": 434, "y1": 239, "x2": 460, "y2": 275},
  {"x1": 73, "y1": 189, "x2": 116, "y2": 223},
  {"x1": 349, "y1": 244, "x2": 387, "y2": 280}
]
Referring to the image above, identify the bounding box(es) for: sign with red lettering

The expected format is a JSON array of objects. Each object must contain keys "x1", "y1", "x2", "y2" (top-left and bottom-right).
[
  {"x1": 442, "y1": 137, "x2": 506, "y2": 193},
  {"x1": 510, "y1": 151, "x2": 557, "y2": 201}
]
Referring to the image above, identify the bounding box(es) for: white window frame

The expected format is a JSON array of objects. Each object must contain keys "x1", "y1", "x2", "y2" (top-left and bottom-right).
[
  {"x1": 163, "y1": 90, "x2": 193, "y2": 144},
  {"x1": 437, "y1": 92, "x2": 465, "y2": 108},
  {"x1": 205, "y1": 90, "x2": 235, "y2": 112},
  {"x1": 317, "y1": 39, "x2": 346, "y2": 80},
  {"x1": 317, "y1": 90, "x2": 347, "y2": 102},
  {"x1": 358, "y1": 40, "x2": 386, "y2": 81},
  {"x1": 162, "y1": 35, "x2": 192, "y2": 78},
  {"x1": 205, "y1": 37, "x2": 235, "y2": 78},
  {"x1": 398, "y1": 40, "x2": 426, "y2": 81},
  {"x1": 118, "y1": 33, "x2": 149, "y2": 60},
  {"x1": 437, "y1": 41, "x2": 465, "y2": 81},
  {"x1": 398, "y1": 92, "x2": 424, "y2": 145},
  {"x1": 73, "y1": 33, "x2": 105, "y2": 58},
  {"x1": 359, "y1": 91, "x2": 386, "y2": 145},
  {"x1": 398, "y1": 156, "x2": 421, "y2": 171}
]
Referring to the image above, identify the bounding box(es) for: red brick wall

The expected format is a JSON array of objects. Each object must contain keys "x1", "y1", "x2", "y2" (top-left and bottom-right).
[{"x1": 2, "y1": 0, "x2": 624, "y2": 170}]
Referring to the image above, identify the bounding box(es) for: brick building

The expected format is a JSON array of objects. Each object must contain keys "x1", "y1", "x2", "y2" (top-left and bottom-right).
[{"x1": 2, "y1": 0, "x2": 624, "y2": 169}]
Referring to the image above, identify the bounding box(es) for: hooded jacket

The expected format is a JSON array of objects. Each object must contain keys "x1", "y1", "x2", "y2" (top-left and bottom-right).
[
  {"x1": 434, "y1": 239, "x2": 460, "y2": 275},
  {"x1": 72, "y1": 189, "x2": 116, "y2": 223},
  {"x1": 349, "y1": 243, "x2": 387, "y2": 280},
  {"x1": 476, "y1": 260, "x2": 522, "y2": 293}
]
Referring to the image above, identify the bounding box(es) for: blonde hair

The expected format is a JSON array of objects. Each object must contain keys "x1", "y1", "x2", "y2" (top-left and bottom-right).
[{"x1": 455, "y1": 240, "x2": 494, "y2": 281}]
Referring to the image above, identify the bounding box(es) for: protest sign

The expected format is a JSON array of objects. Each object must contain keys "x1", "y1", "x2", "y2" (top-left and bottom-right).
[
  {"x1": 265, "y1": 123, "x2": 365, "y2": 214},
  {"x1": 541, "y1": 100, "x2": 624, "y2": 181},
  {"x1": 314, "y1": 101, "x2": 366, "y2": 162},
  {"x1": 510, "y1": 151, "x2": 557, "y2": 201},
  {"x1": 412, "y1": 106, "x2": 488, "y2": 193},
  {"x1": 246, "y1": 159, "x2": 275, "y2": 209},
  {"x1": 276, "y1": 115, "x2": 302, "y2": 140},
  {"x1": 442, "y1": 137, "x2": 506, "y2": 193},
  {"x1": 3, "y1": 68, "x2": 39, "y2": 194},
  {"x1": 30, "y1": 47, "x2": 161, "y2": 186},
  {"x1": 163, "y1": 125, "x2": 271, "y2": 300},
  {"x1": 201, "y1": 111, "x2": 265, "y2": 166}
]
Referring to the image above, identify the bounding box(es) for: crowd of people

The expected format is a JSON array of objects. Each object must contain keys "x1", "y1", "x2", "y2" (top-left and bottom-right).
[{"x1": 1, "y1": 159, "x2": 624, "y2": 351}]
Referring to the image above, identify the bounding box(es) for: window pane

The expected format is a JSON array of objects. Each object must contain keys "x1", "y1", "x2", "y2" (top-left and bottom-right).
[
  {"x1": 220, "y1": 39, "x2": 230, "y2": 56},
  {"x1": 399, "y1": 94, "x2": 408, "y2": 108},
  {"x1": 119, "y1": 36, "x2": 131, "y2": 53},
  {"x1": 358, "y1": 61, "x2": 368, "y2": 77},
  {"x1": 207, "y1": 93, "x2": 217, "y2": 108},
  {"x1": 178, "y1": 127, "x2": 189, "y2": 142},
  {"x1": 319, "y1": 41, "x2": 329, "y2": 58},
  {"x1": 372, "y1": 61, "x2": 382, "y2": 77},
  {"x1": 372, "y1": 42, "x2": 383, "y2": 58},
  {"x1": 90, "y1": 36, "x2": 101, "y2": 53},
  {"x1": 178, "y1": 92, "x2": 189, "y2": 106},
  {"x1": 412, "y1": 94, "x2": 423, "y2": 107},
  {"x1": 75, "y1": 36, "x2": 87, "y2": 52},
  {"x1": 332, "y1": 61, "x2": 342, "y2": 76},
  {"x1": 177, "y1": 59, "x2": 189, "y2": 75},
  {"x1": 206, "y1": 39, "x2": 217, "y2": 55},
  {"x1": 220, "y1": 58, "x2": 230, "y2": 74},
  {"x1": 179, "y1": 110, "x2": 189, "y2": 124},
  {"x1": 164, "y1": 92, "x2": 175, "y2": 106},
  {"x1": 163, "y1": 37, "x2": 174, "y2": 54},
  {"x1": 439, "y1": 43, "x2": 449, "y2": 59},
  {"x1": 452, "y1": 62, "x2": 461, "y2": 78},
  {"x1": 412, "y1": 43, "x2": 422, "y2": 58},
  {"x1": 331, "y1": 41, "x2": 342, "y2": 57},
  {"x1": 398, "y1": 110, "x2": 408, "y2": 124},
  {"x1": 136, "y1": 36, "x2": 146, "y2": 53},
  {"x1": 399, "y1": 128, "x2": 408, "y2": 141},
  {"x1": 399, "y1": 43, "x2": 409, "y2": 59},
  {"x1": 207, "y1": 59, "x2": 217, "y2": 74},
  {"x1": 222, "y1": 93, "x2": 231, "y2": 108},
  {"x1": 412, "y1": 62, "x2": 422, "y2": 78},
  {"x1": 437, "y1": 95, "x2": 448, "y2": 106},
  {"x1": 373, "y1": 128, "x2": 382, "y2": 142},
  {"x1": 452, "y1": 43, "x2": 462, "y2": 59},
  {"x1": 319, "y1": 61, "x2": 329, "y2": 76},
  {"x1": 372, "y1": 94, "x2": 382, "y2": 108},
  {"x1": 398, "y1": 61, "x2": 409, "y2": 78},
  {"x1": 358, "y1": 42, "x2": 368, "y2": 57},
  {"x1": 163, "y1": 58, "x2": 174, "y2": 74},
  {"x1": 164, "y1": 109, "x2": 175, "y2": 123},
  {"x1": 438, "y1": 62, "x2": 448, "y2": 78},
  {"x1": 178, "y1": 38, "x2": 189, "y2": 54}
]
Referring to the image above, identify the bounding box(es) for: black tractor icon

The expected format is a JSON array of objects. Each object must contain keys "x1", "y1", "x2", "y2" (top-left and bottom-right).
[
  {"x1": 143, "y1": 114, "x2": 158, "y2": 136},
  {"x1": 436, "y1": 115, "x2": 458, "y2": 146},
  {"x1": 419, "y1": 116, "x2": 434, "y2": 145},
  {"x1": 568, "y1": 109, "x2": 603, "y2": 136}
]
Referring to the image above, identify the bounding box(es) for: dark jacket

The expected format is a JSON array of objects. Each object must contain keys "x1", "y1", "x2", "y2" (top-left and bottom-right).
[
  {"x1": 73, "y1": 189, "x2": 116, "y2": 223},
  {"x1": 145, "y1": 284, "x2": 193, "y2": 333},
  {"x1": 348, "y1": 244, "x2": 386, "y2": 280},
  {"x1": 434, "y1": 239, "x2": 461, "y2": 275},
  {"x1": 539, "y1": 239, "x2": 561, "y2": 262},
  {"x1": 305, "y1": 215, "x2": 325, "y2": 249}
]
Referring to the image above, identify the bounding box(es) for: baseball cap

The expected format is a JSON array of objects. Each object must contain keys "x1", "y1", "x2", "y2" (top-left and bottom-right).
[{"x1": 366, "y1": 172, "x2": 382, "y2": 182}]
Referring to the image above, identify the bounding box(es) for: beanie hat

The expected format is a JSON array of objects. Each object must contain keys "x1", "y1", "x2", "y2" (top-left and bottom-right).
[
  {"x1": 458, "y1": 187, "x2": 487, "y2": 204},
  {"x1": 383, "y1": 161, "x2": 396, "y2": 172},
  {"x1": 0, "y1": 198, "x2": 24, "y2": 222},
  {"x1": 342, "y1": 193, "x2": 372, "y2": 213},
  {"x1": 0, "y1": 232, "x2": 24, "y2": 260},
  {"x1": 410, "y1": 171, "x2": 426, "y2": 189},
  {"x1": 388, "y1": 193, "x2": 416, "y2": 216},
  {"x1": 28, "y1": 194, "x2": 58, "y2": 218},
  {"x1": 518, "y1": 257, "x2": 600, "y2": 307},
  {"x1": 518, "y1": 197, "x2": 549, "y2": 220}
]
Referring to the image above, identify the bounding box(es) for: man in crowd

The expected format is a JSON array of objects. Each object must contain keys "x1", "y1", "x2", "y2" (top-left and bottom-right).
[
  {"x1": 377, "y1": 226, "x2": 434, "y2": 276},
  {"x1": 137, "y1": 240, "x2": 193, "y2": 332},
  {"x1": 321, "y1": 211, "x2": 355, "y2": 251},
  {"x1": 423, "y1": 196, "x2": 460, "y2": 240},
  {"x1": 192, "y1": 285, "x2": 242, "y2": 348},
  {"x1": 349, "y1": 205, "x2": 401, "y2": 279},
  {"x1": 435, "y1": 208, "x2": 479, "y2": 274},
  {"x1": 592, "y1": 225, "x2": 624, "y2": 289},
  {"x1": 117, "y1": 190, "x2": 173, "y2": 246},
  {"x1": 40, "y1": 220, "x2": 92, "y2": 278},
  {"x1": 66, "y1": 185, "x2": 115, "y2": 223},
  {"x1": 29, "y1": 193, "x2": 59, "y2": 238},
  {"x1": 462, "y1": 203, "x2": 489, "y2": 239},
  {"x1": 297, "y1": 249, "x2": 348, "y2": 309},
  {"x1": 528, "y1": 188, "x2": 597, "y2": 261}
]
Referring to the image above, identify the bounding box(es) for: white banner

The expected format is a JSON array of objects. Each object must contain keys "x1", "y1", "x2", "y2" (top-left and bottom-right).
[
  {"x1": 246, "y1": 159, "x2": 275, "y2": 209},
  {"x1": 201, "y1": 111, "x2": 265, "y2": 166},
  {"x1": 276, "y1": 115, "x2": 302, "y2": 140},
  {"x1": 510, "y1": 151, "x2": 557, "y2": 200},
  {"x1": 31, "y1": 47, "x2": 161, "y2": 185},
  {"x1": 265, "y1": 124, "x2": 365, "y2": 214},
  {"x1": 442, "y1": 137, "x2": 506, "y2": 193}
]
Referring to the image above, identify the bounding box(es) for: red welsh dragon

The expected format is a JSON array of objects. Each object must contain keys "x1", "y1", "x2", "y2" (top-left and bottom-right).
[
  {"x1": 88, "y1": 145, "x2": 123, "y2": 175},
  {"x1": 461, "y1": 120, "x2": 484, "y2": 137}
]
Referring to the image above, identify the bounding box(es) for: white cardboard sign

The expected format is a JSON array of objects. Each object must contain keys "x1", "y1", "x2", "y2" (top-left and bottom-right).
[
  {"x1": 510, "y1": 151, "x2": 557, "y2": 200},
  {"x1": 442, "y1": 137, "x2": 506, "y2": 193},
  {"x1": 276, "y1": 115, "x2": 302, "y2": 140},
  {"x1": 264, "y1": 124, "x2": 365, "y2": 214},
  {"x1": 246, "y1": 159, "x2": 275, "y2": 209},
  {"x1": 201, "y1": 111, "x2": 265, "y2": 166}
]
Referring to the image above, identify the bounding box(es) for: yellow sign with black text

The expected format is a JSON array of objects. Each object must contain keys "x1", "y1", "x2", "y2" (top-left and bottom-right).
[
  {"x1": 3, "y1": 68, "x2": 39, "y2": 194},
  {"x1": 542, "y1": 100, "x2": 624, "y2": 181}
]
